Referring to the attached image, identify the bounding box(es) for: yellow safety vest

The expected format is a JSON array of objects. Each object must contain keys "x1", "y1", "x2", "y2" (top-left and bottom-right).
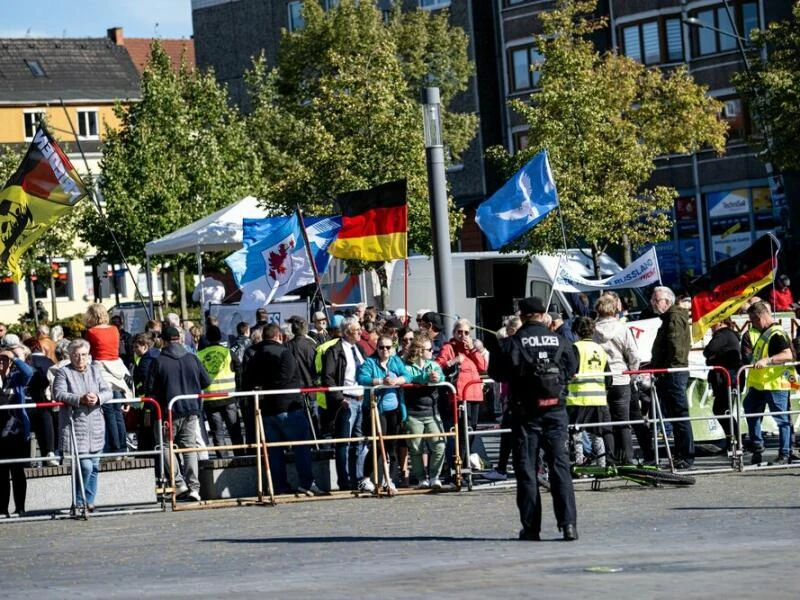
[
  {"x1": 566, "y1": 339, "x2": 608, "y2": 407},
  {"x1": 747, "y1": 324, "x2": 797, "y2": 391},
  {"x1": 197, "y1": 344, "x2": 236, "y2": 395},
  {"x1": 315, "y1": 338, "x2": 339, "y2": 410}
]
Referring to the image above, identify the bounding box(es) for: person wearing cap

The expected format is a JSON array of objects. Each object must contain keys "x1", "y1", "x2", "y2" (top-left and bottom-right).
[
  {"x1": 489, "y1": 296, "x2": 579, "y2": 542},
  {"x1": 310, "y1": 311, "x2": 330, "y2": 345},
  {"x1": 419, "y1": 312, "x2": 447, "y2": 357},
  {"x1": 768, "y1": 275, "x2": 798, "y2": 312},
  {"x1": 147, "y1": 326, "x2": 212, "y2": 502}
]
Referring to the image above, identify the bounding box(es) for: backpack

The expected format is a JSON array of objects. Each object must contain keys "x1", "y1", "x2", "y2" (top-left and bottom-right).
[{"x1": 513, "y1": 337, "x2": 565, "y2": 401}]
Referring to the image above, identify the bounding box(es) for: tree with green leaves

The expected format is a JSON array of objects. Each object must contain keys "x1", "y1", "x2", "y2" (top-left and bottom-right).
[
  {"x1": 244, "y1": 0, "x2": 477, "y2": 256},
  {"x1": 487, "y1": 0, "x2": 728, "y2": 274},
  {"x1": 733, "y1": 1, "x2": 800, "y2": 173},
  {"x1": 83, "y1": 41, "x2": 261, "y2": 267}
]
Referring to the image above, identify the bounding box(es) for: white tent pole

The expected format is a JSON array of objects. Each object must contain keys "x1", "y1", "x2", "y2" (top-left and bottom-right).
[
  {"x1": 197, "y1": 246, "x2": 204, "y2": 317},
  {"x1": 145, "y1": 253, "x2": 154, "y2": 317}
]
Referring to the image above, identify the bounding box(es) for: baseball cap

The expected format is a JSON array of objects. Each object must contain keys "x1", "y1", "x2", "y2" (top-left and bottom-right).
[
  {"x1": 420, "y1": 312, "x2": 443, "y2": 331},
  {"x1": 164, "y1": 326, "x2": 182, "y2": 340},
  {"x1": 518, "y1": 296, "x2": 546, "y2": 315},
  {"x1": 0, "y1": 333, "x2": 21, "y2": 348}
]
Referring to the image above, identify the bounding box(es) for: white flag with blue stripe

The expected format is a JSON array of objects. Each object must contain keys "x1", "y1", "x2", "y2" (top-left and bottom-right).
[
  {"x1": 225, "y1": 214, "x2": 341, "y2": 305},
  {"x1": 475, "y1": 150, "x2": 559, "y2": 249}
]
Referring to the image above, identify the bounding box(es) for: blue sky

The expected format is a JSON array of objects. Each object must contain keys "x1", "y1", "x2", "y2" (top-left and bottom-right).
[{"x1": 0, "y1": 0, "x2": 193, "y2": 39}]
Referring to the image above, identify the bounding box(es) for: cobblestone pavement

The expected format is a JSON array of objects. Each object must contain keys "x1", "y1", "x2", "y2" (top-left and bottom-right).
[{"x1": 1, "y1": 469, "x2": 798, "y2": 599}]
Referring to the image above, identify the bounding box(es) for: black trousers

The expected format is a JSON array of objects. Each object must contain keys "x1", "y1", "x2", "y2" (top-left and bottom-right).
[
  {"x1": 607, "y1": 385, "x2": 633, "y2": 464},
  {"x1": 512, "y1": 409, "x2": 576, "y2": 535},
  {"x1": 0, "y1": 434, "x2": 28, "y2": 514}
]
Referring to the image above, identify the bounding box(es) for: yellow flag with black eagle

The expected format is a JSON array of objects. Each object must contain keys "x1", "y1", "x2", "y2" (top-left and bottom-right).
[{"x1": 0, "y1": 125, "x2": 88, "y2": 282}]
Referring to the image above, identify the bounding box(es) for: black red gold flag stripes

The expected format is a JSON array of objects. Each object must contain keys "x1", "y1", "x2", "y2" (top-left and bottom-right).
[
  {"x1": 328, "y1": 179, "x2": 407, "y2": 261},
  {"x1": 689, "y1": 233, "x2": 779, "y2": 341},
  {"x1": 0, "y1": 126, "x2": 88, "y2": 281}
]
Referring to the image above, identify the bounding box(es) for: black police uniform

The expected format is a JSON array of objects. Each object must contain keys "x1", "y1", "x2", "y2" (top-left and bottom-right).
[{"x1": 490, "y1": 319, "x2": 579, "y2": 540}]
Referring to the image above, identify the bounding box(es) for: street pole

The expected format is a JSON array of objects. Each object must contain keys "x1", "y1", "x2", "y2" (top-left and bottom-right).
[{"x1": 422, "y1": 87, "x2": 456, "y2": 329}]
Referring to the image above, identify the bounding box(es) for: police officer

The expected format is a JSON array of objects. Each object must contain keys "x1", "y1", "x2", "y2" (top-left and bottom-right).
[{"x1": 490, "y1": 296, "x2": 579, "y2": 541}]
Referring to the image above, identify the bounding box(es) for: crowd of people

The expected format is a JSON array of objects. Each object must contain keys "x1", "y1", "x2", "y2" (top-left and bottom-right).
[{"x1": 1, "y1": 278, "x2": 798, "y2": 522}]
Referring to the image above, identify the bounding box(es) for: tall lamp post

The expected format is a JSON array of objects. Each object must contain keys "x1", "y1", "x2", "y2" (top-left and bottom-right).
[{"x1": 421, "y1": 87, "x2": 456, "y2": 327}]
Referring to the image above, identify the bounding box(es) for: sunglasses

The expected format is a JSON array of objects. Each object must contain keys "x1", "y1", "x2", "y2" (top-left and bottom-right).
[
  {"x1": 378, "y1": 345, "x2": 393, "y2": 350},
  {"x1": 455, "y1": 330, "x2": 470, "y2": 334}
]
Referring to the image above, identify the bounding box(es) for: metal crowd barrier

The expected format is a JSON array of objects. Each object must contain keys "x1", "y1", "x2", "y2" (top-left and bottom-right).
[
  {"x1": 0, "y1": 396, "x2": 165, "y2": 523},
  {"x1": 165, "y1": 381, "x2": 458, "y2": 510},
  {"x1": 734, "y1": 360, "x2": 800, "y2": 472}
]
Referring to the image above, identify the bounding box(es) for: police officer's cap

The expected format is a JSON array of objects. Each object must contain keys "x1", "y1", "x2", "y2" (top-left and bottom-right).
[{"x1": 518, "y1": 296, "x2": 547, "y2": 315}]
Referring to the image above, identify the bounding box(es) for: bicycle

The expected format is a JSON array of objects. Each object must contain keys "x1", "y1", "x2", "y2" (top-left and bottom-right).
[{"x1": 572, "y1": 462, "x2": 696, "y2": 490}]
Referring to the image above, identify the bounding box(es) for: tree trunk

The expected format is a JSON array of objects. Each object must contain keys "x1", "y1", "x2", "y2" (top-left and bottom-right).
[
  {"x1": 622, "y1": 234, "x2": 632, "y2": 267},
  {"x1": 592, "y1": 243, "x2": 602, "y2": 279},
  {"x1": 48, "y1": 256, "x2": 58, "y2": 321}
]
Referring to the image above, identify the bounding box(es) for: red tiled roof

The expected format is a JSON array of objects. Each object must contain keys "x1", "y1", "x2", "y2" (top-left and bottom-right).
[{"x1": 123, "y1": 37, "x2": 195, "y2": 74}]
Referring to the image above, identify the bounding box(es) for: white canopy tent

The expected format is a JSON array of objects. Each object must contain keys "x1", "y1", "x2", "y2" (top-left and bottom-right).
[{"x1": 143, "y1": 195, "x2": 271, "y2": 312}]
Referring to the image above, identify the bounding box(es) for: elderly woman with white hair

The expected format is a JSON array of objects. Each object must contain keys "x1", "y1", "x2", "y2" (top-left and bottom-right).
[
  {"x1": 53, "y1": 339, "x2": 113, "y2": 512},
  {"x1": 436, "y1": 318, "x2": 491, "y2": 470}
]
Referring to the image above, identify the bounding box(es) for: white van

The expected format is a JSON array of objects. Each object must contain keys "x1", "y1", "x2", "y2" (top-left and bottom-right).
[{"x1": 381, "y1": 250, "x2": 648, "y2": 335}]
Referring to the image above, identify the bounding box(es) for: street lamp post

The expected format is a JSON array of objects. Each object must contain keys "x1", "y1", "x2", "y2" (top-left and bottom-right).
[{"x1": 421, "y1": 87, "x2": 456, "y2": 328}]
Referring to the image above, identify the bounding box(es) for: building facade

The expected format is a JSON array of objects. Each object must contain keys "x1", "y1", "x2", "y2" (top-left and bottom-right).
[
  {"x1": 192, "y1": 0, "x2": 794, "y2": 289},
  {"x1": 0, "y1": 31, "x2": 194, "y2": 325}
]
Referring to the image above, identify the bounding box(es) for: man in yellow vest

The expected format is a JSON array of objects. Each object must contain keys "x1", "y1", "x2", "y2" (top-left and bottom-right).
[
  {"x1": 566, "y1": 317, "x2": 614, "y2": 467},
  {"x1": 743, "y1": 301, "x2": 796, "y2": 465},
  {"x1": 198, "y1": 325, "x2": 244, "y2": 458}
]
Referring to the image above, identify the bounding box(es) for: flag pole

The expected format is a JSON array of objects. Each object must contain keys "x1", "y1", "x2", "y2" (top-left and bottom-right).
[
  {"x1": 545, "y1": 196, "x2": 569, "y2": 312},
  {"x1": 295, "y1": 205, "x2": 331, "y2": 321},
  {"x1": 58, "y1": 99, "x2": 152, "y2": 321}
]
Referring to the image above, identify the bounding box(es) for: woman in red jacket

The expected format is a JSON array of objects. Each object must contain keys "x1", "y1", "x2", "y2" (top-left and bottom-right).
[{"x1": 437, "y1": 318, "x2": 491, "y2": 470}]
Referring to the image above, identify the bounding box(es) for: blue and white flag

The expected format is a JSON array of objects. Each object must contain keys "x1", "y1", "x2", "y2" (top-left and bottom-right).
[
  {"x1": 475, "y1": 150, "x2": 559, "y2": 249},
  {"x1": 225, "y1": 214, "x2": 342, "y2": 305}
]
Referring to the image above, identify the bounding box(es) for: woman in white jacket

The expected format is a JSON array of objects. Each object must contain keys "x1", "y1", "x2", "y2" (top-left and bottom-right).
[{"x1": 593, "y1": 293, "x2": 640, "y2": 465}]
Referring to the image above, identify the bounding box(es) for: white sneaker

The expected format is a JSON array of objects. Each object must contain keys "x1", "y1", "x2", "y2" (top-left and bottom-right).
[
  {"x1": 187, "y1": 490, "x2": 201, "y2": 502},
  {"x1": 469, "y1": 453, "x2": 483, "y2": 470},
  {"x1": 415, "y1": 479, "x2": 431, "y2": 489},
  {"x1": 358, "y1": 478, "x2": 375, "y2": 493},
  {"x1": 431, "y1": 478, "x2": 443, "y2": 490},
  {"x1": 483, "y1": 469, "x2": 508, "y2": 482},
  {"x1": 45, "y1": 452, "x2": 60, "y2": 467},
  {"x1": 384, "y1": 481, "x2": 397, "y2": 494}
]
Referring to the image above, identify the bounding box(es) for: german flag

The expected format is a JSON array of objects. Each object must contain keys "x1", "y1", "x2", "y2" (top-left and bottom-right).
[
  {"x1": 328, "y1": 179, "x2": 407, "y2": 261},
  {"x1": 689, "y1": 233, "x2": 779, "y2": 341},
  {"x1": 0, "y1": 126, "x2": 87, "y2": 281}
]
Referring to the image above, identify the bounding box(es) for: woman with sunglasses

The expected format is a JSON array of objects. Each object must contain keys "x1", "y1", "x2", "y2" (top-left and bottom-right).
[
  {"x1": 437, "y1": 318, "x2": 491, "y2": 470},
  {"x1": 403, "y1": 332, "x2": 447, "y2": 489},
  {"x1": 356, "y1": 335, "x2": 409, "y2": 492}
]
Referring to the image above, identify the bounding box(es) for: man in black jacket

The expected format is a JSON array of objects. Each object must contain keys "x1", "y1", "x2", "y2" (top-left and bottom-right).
[
  {"x1": 243, "y1": 324, "x2": 320, "y2": 495},
  {"x1": 147, "y1": 327, "x2": 211, "y2": 502},
  {"x1": 490, "y1": 296, "x2": 579, "y2": 542},
  {"x1": 286, "y1": 316, "x2": 319, "y2": 437}
]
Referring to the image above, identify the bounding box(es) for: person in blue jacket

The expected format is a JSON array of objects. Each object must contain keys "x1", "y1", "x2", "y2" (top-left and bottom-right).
[
  {"x1": 0, "y1": 342, "x2": 34, "y2": 517},
  {"x1": 357, "y1": 335, "x2": 408, "y2": 493}
]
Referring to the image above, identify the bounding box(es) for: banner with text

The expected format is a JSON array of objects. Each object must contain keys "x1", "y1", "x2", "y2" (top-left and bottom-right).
[{"x1": 552, "y1": 247, "x2": 660, "y2": 293}]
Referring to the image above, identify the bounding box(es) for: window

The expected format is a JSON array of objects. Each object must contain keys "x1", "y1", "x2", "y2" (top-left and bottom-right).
[
  {"x1": 33, "y1": 260, "x2": 71, "y2": 300},
  {"x1": 509, "y1": 45, "x2": 543, "y2": 92},
  {"x1": 0, "y1": 275, "x2": 16, "y2": 303},
  {"x1": 77, "y1": 109, "x2": 98, "y2": 139},
  {"x1": 721, "y1": 97, "x2": 749, "y2": 140},
  {"x1": 23, "y1": 110, "x2": 44, "y2": 140},
  {"x1": 419, "y1": 0, "x2": 450, "y2": 9},
  {"x1": 25, "y1": 59, "x2": 45, "y2": 77},
  {"x1": 690, "y1": 1, "x2": 758, "y2": 57},
  {"x1": 512, "y1": 130, "x2": 529, "y2": 154},
  {"x1": 288, "y1": 1, "x2": 304, "y2": 32},
  {"x1": 621, "y1": 17, "x2": 683, "y2": 65}
]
